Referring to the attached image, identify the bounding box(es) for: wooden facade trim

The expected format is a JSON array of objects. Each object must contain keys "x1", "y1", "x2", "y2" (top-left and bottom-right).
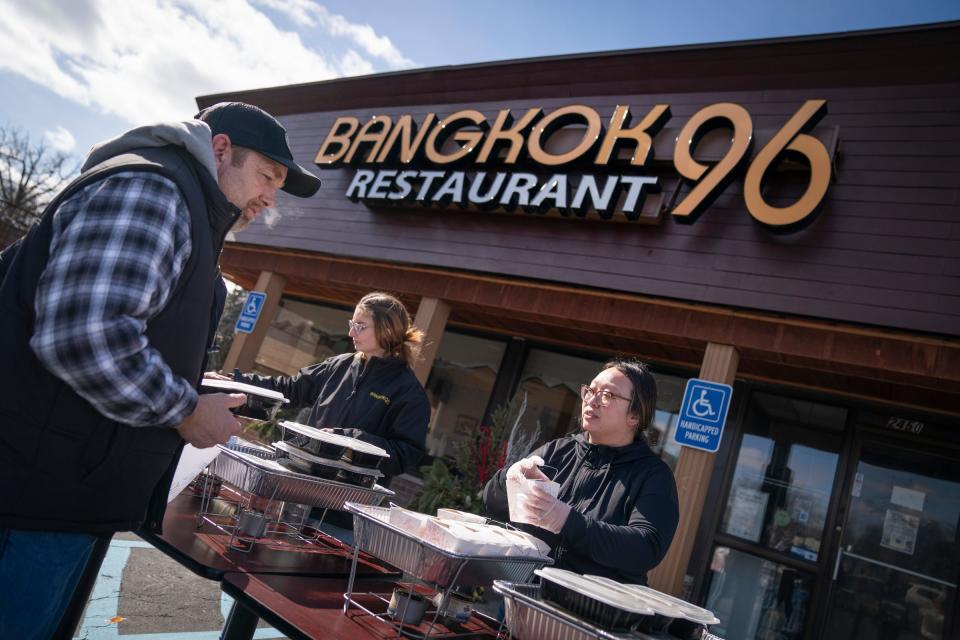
[{"x1": 221, "y1": 244, "x2": 960, "y2": 415}]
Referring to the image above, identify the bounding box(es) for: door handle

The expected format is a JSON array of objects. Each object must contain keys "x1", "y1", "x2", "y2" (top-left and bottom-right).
[{"x1": 832, "y1": 548, "x2": 843, "y2": 581}]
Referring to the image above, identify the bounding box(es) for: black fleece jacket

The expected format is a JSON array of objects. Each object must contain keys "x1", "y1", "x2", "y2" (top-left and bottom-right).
[
  {"x1": 483, "y1": 433, "x2": 679, "y2": 585},
  {"x1": 238, "y1": 352, "x2": 429, "y2": 480}
]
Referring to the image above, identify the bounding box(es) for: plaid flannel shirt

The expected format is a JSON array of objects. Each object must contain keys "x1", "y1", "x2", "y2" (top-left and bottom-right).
[{"x1": 30, "y1": 171, "x2": 199, "y2": 428}]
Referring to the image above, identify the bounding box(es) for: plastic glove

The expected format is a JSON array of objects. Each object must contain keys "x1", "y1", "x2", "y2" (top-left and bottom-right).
[
  {"x1": 524, "y1": 482, "x2": 571, "y2": 534},
  {"x1": 506, "y1": 455, "x2": 549, "y2": 483}
]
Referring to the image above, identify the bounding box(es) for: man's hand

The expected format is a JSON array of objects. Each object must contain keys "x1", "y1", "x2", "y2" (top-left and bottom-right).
[
  {"x1": 203, "y1": 371, "x2": 233, "y2": 381},
  {"x1": 176, "y1": 393, "x2": 246, "y2": 448}
]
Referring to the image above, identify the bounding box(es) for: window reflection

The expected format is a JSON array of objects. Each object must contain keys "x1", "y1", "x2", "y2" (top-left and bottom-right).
[
  {"x1": 720, "y1": 393, "x2": 844, "y2": 562},
  {"x1": 513, "y1": 349, "x2": 602, "y2": 450},
  {"x1": 646, "y1": 373, "x2": 686, "y2": 471},
  {"x1": 513, "y1": 349, "x2": 687, "y2": 467},
  {"x1": 705, "y1": 546, "x2": 814, "y2": 640},
  {"x1": 254, "y1": 299, "x2": 352, "y2": 376},
  {"x1": 424, "y1": 332, "x2": 506, "y2": 459}
]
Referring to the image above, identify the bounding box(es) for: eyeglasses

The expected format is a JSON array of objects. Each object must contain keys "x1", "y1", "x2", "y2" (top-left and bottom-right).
[
  {"x1": 580, "y1": 384, "x2": 631, "y2": 407},
  {"x1": 347, "y1": 320, "x2": 368, "y2": 333}
]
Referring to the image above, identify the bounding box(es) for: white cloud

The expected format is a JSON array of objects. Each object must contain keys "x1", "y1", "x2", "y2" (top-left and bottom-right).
[
  {"x1": 339, "y1": 49, "x2": 376, "y2": 77},
  {"x1": 0, "y1": 0, "x2": 414, "y2": 125},
  {"x1": 44, "y1": 126, "x2": 77, "y2": 153},
  {"x1": 254, "y1": 0, "x2": 415, "y2": 68}
]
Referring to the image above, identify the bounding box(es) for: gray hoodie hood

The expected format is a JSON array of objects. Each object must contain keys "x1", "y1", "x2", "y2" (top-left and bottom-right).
[{"x1": 81, "y1": 120, "x2": 217, "y2": 180}]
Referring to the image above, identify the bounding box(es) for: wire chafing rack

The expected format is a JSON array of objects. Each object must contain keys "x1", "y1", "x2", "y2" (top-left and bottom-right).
[
  {"x1": 197, "y1": 440, "x2": 394, "y2": 552},
  {"x1": 492, "y1": 581, "x2": 725, "y2": 640},
  {"x1": 341, "y1": 502, "x2": 553, "y2": 639}
]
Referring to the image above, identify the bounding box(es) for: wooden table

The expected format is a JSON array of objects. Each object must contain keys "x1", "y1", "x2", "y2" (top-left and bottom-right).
[
  {"x1": 221, "y1": 572, "x2": 504, "y2": 640},
  {"x1": 138, "y1": 487, "x2": 401, "y2": 640},
  {"x1": 140, "y1": 488, "x2": 398, "y2": 580}
]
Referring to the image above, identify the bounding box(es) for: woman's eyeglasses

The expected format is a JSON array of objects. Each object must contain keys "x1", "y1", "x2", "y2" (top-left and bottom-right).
[
  {"x1": 580, "y1": 384, "x2": 631, "y2": 407},
  {"x1": 347, "y1": 320, "x2": 368, "y2": 333}
]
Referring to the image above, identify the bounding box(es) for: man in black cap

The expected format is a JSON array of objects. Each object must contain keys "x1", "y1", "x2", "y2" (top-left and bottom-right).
[{"x1": 0, "y1": 102, "x2": 320, "y2": 639}]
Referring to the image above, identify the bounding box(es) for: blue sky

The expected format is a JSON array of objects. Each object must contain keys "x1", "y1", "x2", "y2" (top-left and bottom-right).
[{"x1": 1, "y1": 0, "x2": 957, "y2": 163}]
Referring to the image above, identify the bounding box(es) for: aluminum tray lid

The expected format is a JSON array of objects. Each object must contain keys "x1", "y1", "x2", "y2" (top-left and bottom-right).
[
  {"x1": 584, "y1": 575, "x2": 719, "y2": 625},
  {"x1": 581, "y1": 575, "x2": 686, "y2": 620},
  {"x1": 279, "y1": 421, "x2": 390, "y2": 458},
  {"x1": 535, "y1": 568, "x2": 656, "y2": 616},
  {"x1": 274, "y1": 441, "x2": 383, "y2": 477},
  {"x1": 624, "y1": 584, "x2": 719, "y2": 625},
  {"x1": 201, "y1": 379, "x2": 288, "y2": 402}
]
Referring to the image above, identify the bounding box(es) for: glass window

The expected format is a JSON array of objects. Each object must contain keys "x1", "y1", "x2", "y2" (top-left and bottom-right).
[
  {"x1": 424, "y1": 332, "x2": 507, "y2": 459},
  {"x1": 512, "y1": 349, "x2": 688, "y2": 468},
  {"x1": 705, "y1": 546, "x2": 815, "y2": 640},
  {"x1": 720, "y1": 392, "x2": 845, "y2": 563},
  {"x1": 254, "y1": 299, "x2": 352, "y2": 376},
  {"x1": 513, "y1": 349, "x2": 604, "y2": 451},
  {"x1": 645, "y1": 372, "x2": 686, "y2": 472}
]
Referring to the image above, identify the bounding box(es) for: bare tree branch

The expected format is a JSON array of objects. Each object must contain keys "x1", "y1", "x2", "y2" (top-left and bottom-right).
[{"x1": 0, "y1": 126, "x2": 77, "y2": 234}]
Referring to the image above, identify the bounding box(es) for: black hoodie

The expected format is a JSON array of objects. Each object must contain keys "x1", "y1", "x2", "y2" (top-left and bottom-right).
[
  {"x1": 483, "y1": 433, "x2": 679, "y2": 585},
  {"x1": 239, "y1": 352, "x2": 429, "y2": 480}
]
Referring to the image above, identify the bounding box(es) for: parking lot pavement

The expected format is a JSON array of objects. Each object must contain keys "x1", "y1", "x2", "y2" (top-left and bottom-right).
[{"x1": 72, "y1": 533, "x2": 288, "y2": 640}]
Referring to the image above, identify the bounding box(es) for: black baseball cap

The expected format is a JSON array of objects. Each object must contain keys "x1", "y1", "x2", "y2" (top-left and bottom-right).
[{"x1": 195, "y1": 102, "x2": 321, "y2": 198}]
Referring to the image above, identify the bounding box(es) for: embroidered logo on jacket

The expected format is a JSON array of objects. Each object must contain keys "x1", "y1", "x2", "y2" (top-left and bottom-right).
[{"x1": 369, "y1": 392, "x2": 391, "y2": 405}]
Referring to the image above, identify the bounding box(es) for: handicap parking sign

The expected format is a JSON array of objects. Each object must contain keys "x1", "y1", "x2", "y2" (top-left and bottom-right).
[
  {"x1": 235, "y1": 291, "x2": 267, "y2": 334},
  {"x1": 674, "y1": 378, "x2": 733, "y2": 453}
]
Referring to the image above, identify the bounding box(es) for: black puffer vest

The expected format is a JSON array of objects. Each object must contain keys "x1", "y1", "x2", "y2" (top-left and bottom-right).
[{"x1": 0, "y1": 146, "x2": 237, "y2": 534}]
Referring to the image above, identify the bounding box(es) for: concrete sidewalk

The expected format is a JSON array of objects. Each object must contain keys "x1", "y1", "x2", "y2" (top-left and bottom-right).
[{"x1": 72, "y1": 533, "x2": 288, "y2": 640}]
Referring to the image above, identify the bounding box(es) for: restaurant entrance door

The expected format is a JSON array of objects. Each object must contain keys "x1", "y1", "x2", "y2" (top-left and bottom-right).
[{"x1": 820, "y1": 439, "x2": 959, "y2": 640}]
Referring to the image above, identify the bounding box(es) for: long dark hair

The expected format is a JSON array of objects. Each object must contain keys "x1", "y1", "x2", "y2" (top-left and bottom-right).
[{"x1": 602, "y1": 357, "x2": 657, "y2": 438}]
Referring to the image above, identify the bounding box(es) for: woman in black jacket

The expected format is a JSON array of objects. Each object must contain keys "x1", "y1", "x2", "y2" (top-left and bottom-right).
[
  {"x1": 483, "y1": 358, "x2": 679, "y2": 585},
  {"x1": 219, "y1": 292, "x2": 430, "y2": 482}
]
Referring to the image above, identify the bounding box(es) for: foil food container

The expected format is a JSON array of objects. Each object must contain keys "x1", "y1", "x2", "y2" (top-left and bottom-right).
[
  {"x1": 536, "y1": 568, "x2": 654, "y2": 632},
  {"x1": 345, "y1": 502, "x2": 552, "y2": 588},
  {"x1": 210, "y1": 447, "x2": 393, "y2": 509},
  {"x1": 494, "y1": 580, "x2": 724, "y2": 640},
  {"x1": 494, "y1": 581, "x2": 635, "y2": 640}
]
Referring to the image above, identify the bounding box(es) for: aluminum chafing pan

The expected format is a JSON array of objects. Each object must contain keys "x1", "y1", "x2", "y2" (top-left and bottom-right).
[
  {"x1": 345, "y1": 503, "x2": 552, "y2": 588},
  {"x1": 536, "y1": 568, "x2": 654, "y2": 632},
  {"x1": 494, "y1": 581, "x2": 726, "y2": 640},
  {"x1": 493, "y1": 581, "x2": 636, "y2": 640},
  {"x1": 210, "y1": 447, "x2": 393, "y2": 510}
]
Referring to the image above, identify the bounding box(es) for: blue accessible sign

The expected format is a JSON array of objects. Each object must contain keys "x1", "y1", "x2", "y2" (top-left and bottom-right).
[
  {"x1": 674, "y1": 378, "x2": 733, "y2": 453},
  {"x1": 235, "y1": 291, "x2": 267, "y2": 334}
]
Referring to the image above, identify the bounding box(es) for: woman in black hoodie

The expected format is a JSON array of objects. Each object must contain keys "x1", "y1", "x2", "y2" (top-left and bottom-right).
[
  {"x1": 482, "y1": 358, "x2": 679, "y2": 585},
  {"x1": 216, "y1": 292, "x2": 430, "y2": 482}
]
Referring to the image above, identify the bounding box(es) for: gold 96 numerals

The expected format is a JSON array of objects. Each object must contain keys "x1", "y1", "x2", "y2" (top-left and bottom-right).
[{"x1": 672, "y1": 100, "x2": 832, "y2": 229}]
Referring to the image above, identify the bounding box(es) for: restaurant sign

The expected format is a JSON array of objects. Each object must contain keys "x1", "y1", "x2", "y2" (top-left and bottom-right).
[{"x1": 315, "y1": 101, "x2": 833, "y2": 231}]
